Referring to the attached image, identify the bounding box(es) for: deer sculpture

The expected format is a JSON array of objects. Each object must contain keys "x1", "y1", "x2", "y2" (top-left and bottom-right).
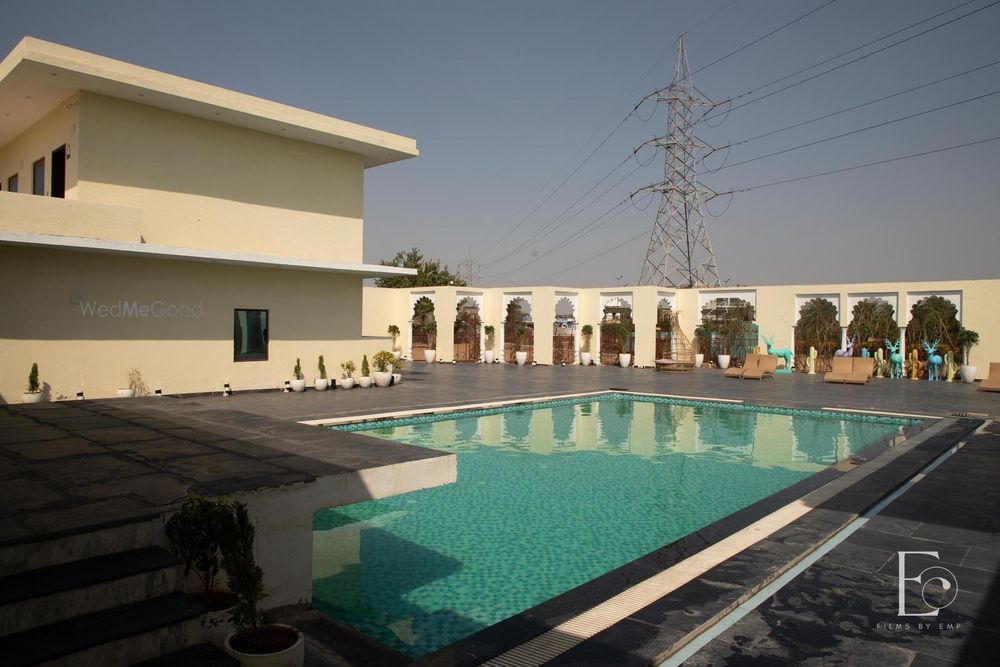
[
  {"x1": 922, "y1": 339, "x2": 943, "y2": 381},
  {"x1": 884, "y1": 338, "x2": 904, "y2": 379},
  {"x1": 763, "y1": 336, "x2": 793, "y2": 373},
  {"x1": 834, "y1": 339, "x2": 855, "y2": 358}
]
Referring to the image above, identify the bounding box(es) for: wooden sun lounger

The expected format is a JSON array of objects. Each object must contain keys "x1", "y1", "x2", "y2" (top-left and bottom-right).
[
  {"x1": 979, "y1": 362, "x2": 1000, "y2": 392},
  {"x1": 743, "y1": 354, "x2": 778, "y2": 380},
  {"x1": 845, "y1": 357, "x2": 875, "y2": 384},
  {"x1": 725, "y1": 354, "x2": 759, "y2": 378},
  {"x1": 824, "y1": 356, "x2": 853, "y2": 383}
]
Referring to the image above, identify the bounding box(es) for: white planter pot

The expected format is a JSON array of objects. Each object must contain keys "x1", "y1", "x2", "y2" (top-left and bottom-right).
[
  {"x1": 21, "y1": 392, "x2": 43, "y2": 404},
  {"x1": 515, "y1": 351, "x2": 528, "y2": 366},
  {"x1": 580, "y1": 352, "x2": 592, "y2": 366},
  {"x1": 619, "y1": 353, "x2": 631, "y2": 368},
  {"x1": 393, "y1": 350, "x2": 402, "y2": 360},
  {"x1": 290, "y1": 379, "x2": 306, "y2": 393},
  {"x1": 392, "y1": 372, "x2": 402, "y2": 385},
  {"x1": 116, "y1": 388, "x2": 135, "y2": 398},
  {"x1": 200, "y1": 604, "x2": 238, "y2": 649},
  {"x1": 960, "y1": 365, "x2": 977, "y2": 383},
  {"x1": 484, "y1": 350, "x2": 495, "y2": 364},
  {"x1": 424, "y1": 349, "x2": 437, "y2": 364},
  {"x1": 225, "y1": 624, "x2": 304, "y2": 667},
  {"x1": 314, "y1": 379, "x2": 328, "y2": 391},
  {"x1": 359, "y1": 376, "x2": 372, "y2": 388},
  {"x1": 694, "y1": 353, "x2": 705, "y2": 368},
  {"x1": 717, "y1": 354, "x2": 731, "y2": 370},
  {"x1": 339, "y1": 378, "x2": 355, "y2": 389},
  {"x1": 373, "y1": 371, "x2": 392, "y2": 387}
]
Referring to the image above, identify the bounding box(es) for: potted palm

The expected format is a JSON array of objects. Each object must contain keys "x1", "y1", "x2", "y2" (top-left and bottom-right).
[
  {"x1": 693, "y1": 323, "x2": 709, "y2": 368},
  {"x1": 484, "y1": 325, "x2": 496, "y2": 364},
  {"x1": 359, "y1": 355, "x2": 373, "y2": 388},
  {"x1": 339, "y1": 360, "x2": 356, "y2": 389},
  {"x1": 959, "y1": 328, "x2": 980, "y2": 383},
  {"x1": 387, "y1": 324, "x2": 402, "y2": 360},
  {"x1": 22, "y1": 363, "x2": 43, "y2": 403},
  {"x1": 372, "y1": 351, "x2": 395, "y2": 387},
  {"x1": 222, "y1": 502, "x2": 304, "y2": 667},
  {"x1": 165, "y1": 497, "x2": 239, "y2": 649},
  {"x1": 580, "y1": 325, "x2": 594, "y2": 366},
  {"x1": 611, "y1": 322, "x2": 632, "y2": 367},
  {"x1": 513, "y1": 325, "x2": 528, "y2": 366},
  {"x1": 314, "y1": 356, "x2": 328, "y2": 391},
  {"x1": 289, "y1": 359, "x2": 306, "y2": 393},
  {"x1": 423, "y1": 321, "x2": 438, "y2": 363}
]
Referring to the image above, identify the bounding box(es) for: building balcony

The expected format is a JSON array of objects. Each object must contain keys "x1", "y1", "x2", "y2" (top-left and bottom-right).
[{"x1": 0, "y1": 190, "x2": 141, "y2": 243}]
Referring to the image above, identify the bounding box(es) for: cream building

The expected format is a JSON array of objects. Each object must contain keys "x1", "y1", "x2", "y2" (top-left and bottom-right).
[{"x1": 0, "y1": 37, "x2": 418, "y2": 401}]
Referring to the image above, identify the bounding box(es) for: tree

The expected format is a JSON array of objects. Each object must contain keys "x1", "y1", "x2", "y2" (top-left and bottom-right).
[
  {"x1": 847, "y1": 298, "x2": 897, "y2": 351},
  {"x1": 374, "y1": 248, "x2": 468, "y2": 288},
  {"x1": 906, "y1": 296, "x2": 961, "y2": 357},
  {"x1": 795, "y1": 298, "x2": 840, "y2": 362}
]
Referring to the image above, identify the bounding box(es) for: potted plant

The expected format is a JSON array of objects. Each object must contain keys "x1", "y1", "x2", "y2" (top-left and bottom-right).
[
  {"x1": 314, "y1": 355, "x2": 328, "y2": 391},
  {"x1": 512, "y1": 325, "x2": 528, "y2": 366},
  {"x1": 580, "y1": 325, "x2": 594, "y2": 366},
  {"x1": 359, "y1": 355, "x2": 373, "y2": 388},
  {"x1": 339, "y1": 360, "x2": 356, "y2": 389},
  {"x1": 22, "y1": 362, "x2": 43, "y2": 403},
  {"x1": 484, "y1": 325, "x2": 496, "y2": 364},
  {"x1": 387, "y1": 324, "x2": 402, "y2": 359},
  {"x1": 693, "y1": 323, "x2": 709, "y2": 368},
  {"x1": 118, "y1": 368, "x2": 147, "y2": 397},
  {"x1": 372, "y1": 351, "x2": 396, "y2": 387},
  {"x1": 165, "y1": 497, "x2": 239, "y2": 648},
  {"x1": 290, "y1": 359, "x2": 306, "y2": 393},
  {"x1": 221, "y1": 502, "x2": 304, "y2": 667},
  {"x1": 959, "y1": 328, "x2": 980, "y2": 383},
  {"x1": 423, "y1": 321, "x2": 438, "y2": 363},
  {"x1": 610, "y1": 321, "x2": 632, "y2": 367},
  {"x1": 390, "y1": 354, "x2": 403, "y2": 386}
]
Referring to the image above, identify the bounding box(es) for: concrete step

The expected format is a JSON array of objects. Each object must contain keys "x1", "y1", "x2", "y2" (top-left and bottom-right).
[
  {"x1": 130, "y1": 642, "x2": 239, "y2": 666},
  {"x1": 0, "y1": 546, "x2": 180, "y2": 636},
  {"x1": 0, "y1": 515, "x2": 162, "y2": 577},
  {"x1": 0, "y1": 591, "x2": 207, "y2": 667}
]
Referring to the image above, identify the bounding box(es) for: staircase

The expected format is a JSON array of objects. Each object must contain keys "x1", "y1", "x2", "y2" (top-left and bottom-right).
[{"x1": 0, "y1": 516, "x2": 236, "y2": 666}]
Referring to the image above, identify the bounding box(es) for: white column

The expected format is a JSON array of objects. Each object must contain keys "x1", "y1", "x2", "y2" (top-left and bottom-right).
[
  {"x1": 498, "y1": 320, "x2": 506, "y2": 363},
  {"x1": 840, "y1": 326, "x2": 849, "y2": 352}
]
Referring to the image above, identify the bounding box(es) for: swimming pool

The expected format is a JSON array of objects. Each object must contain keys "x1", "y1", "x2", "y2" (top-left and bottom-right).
[{"x1": 312, "y1": 394, "x2": 915, "y2": 657}]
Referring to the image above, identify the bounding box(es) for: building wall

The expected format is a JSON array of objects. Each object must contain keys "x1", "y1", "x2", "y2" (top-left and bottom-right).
[
  {"x1": 363, "y1": 279, "x2": 1000, "y2": 371},
  {"x1": 0, "y1": 246, "x2": 394, "y2": 402},
  {"x1": 0, "y1": 92, "x2": 79, "y2": 197},
  {"x1": 76, "y1": 92, "x2": 365, "y2": 263}
]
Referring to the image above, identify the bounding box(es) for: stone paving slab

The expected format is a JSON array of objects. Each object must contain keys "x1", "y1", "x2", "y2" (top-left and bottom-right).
[{"x1": 682, "y1": 430, "x2": 1000, "y2": 666}]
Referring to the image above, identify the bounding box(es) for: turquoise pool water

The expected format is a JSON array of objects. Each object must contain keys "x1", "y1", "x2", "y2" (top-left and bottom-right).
[{"x1": 313, "y1": 395, "x2": 915, "y2": 657}]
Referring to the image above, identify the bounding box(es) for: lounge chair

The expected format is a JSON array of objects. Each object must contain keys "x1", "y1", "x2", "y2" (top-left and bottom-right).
[
  {"x1": 979, "y1": 362, "x2": 1000, "y2": 392},
  {"x1": 743, "y1": 354, "x2": 778, "y2": 380},
  {"x1": 725, "y1": 354, "x2": 759, "y2": 378},
  {"x1": 845, "y1": 357, "x2": 875, "y2": 384},
  {"x1": 824, "y1": 357, "x2": 853, "y2": 383}
]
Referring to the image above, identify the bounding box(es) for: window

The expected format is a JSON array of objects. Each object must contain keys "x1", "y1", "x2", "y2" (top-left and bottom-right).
[
  {"x1": 32, "y1": 158, "x2": 44, "y2": 196},
  {"x1": 7, "y1": 174, "x2": 17, "y2": 193},
  {"x1": 234, "y1": 309, "x2": 268, "y2": 361}
]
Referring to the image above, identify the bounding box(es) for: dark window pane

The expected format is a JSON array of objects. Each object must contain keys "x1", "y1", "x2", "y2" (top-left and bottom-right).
[
  {"x1": 7, "y1": 174, "x2": 18, "y2": 193},
  {"x1": 234, "y1": 309, "x2": 268, "y2": 361},
  {"x1": 32, "y1": 158, "x2": 44, "y2": 196}
]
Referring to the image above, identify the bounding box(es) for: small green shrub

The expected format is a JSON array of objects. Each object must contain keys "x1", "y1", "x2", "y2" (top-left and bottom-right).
[
  {"x1": 340, "y1": 360, "x2": 356, "y2": 379},
  {"x1": 361, "y1": 355, "x2": 370, "y2": 377},
  {"x1": 293, "y1": 358, "x2": 303, "y2": 381},
  {"x1": 27, "y1": 363, "x2": 39, "y2": 393},
  {"x1": 220, "y1": 501, "x2": 266, "y2": 646},
  {"x1": 317, "y1": 355, "x2": 327, "y2": 379},
  {"x1": 165, "y1": 497, "x2": 233, "y2": 595},
  {"x1": 372, "y1": 350, "x2": 396, "y2": 373}
]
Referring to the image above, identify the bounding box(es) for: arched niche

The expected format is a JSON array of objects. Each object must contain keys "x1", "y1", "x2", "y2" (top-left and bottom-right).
[
  {"x1": 409, "y1": 294, "x2": 436, "y2": 361},
  {"x1": 600, "y1": 293, "x2": 634, "y2": 366},
  {"x1": 454, "y1": 295, "x2": 483, "y2": 362},
  {"x1": 553, "y1": 294, "x2": 578, "y2": 365},
  {"x1": 502, "y1": 294, "x2": 534, "y2": 363}
]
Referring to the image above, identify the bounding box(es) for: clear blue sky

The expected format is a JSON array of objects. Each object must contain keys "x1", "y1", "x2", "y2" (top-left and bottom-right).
[{"x1": 3, "y1": 0, "x2": 998, "y2": 287}]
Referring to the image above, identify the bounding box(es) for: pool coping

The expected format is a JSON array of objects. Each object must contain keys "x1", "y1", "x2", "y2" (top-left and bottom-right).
[{"x1": 301, "y1": 389, "x2": 952, "y2": 664}]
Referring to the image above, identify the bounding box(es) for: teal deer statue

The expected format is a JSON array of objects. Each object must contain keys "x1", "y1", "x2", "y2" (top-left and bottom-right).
[
  {"x1": 884, "y1": 338, "x2": 904, "y2": 379},
  {"x1": 763, "y1": 336, "x2": 793, "y2": 374},
  {"x1": 922, "y1": 339, "x2": 943, "y2": 381}
]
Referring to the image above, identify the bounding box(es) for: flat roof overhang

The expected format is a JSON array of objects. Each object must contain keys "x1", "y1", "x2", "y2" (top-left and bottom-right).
[
  {"x1": 0, "y1": 37, "x2": 418, "y2": 167},
  {"x1": 0, "y1": 231, "x2": 418, "y2": 278}
]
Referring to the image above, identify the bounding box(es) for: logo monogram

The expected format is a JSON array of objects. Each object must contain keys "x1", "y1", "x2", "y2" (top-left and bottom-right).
[{"x1": 897, "y1": 551, "x2": 958, "y2": 617}]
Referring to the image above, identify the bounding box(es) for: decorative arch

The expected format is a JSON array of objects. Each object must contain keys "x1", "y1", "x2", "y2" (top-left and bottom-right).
[
  {"x1": 409, "y1": 293, "x2": 436, "y2": 361},
  {"x1": 600, "y1": 292, "x2": 635, "y2": 366},
  {"x1": 553, "y1": 293, "x2": 578, "y2": 365},
  {"x1": 656, "y1": 293, "x2": 675, "y2": 361},
  {"x1": 501, "y1": 294, "x2": 534, "y2": 363},
  {"x1": 455, "y1": 294, "x2": 483, "y2": 362}
]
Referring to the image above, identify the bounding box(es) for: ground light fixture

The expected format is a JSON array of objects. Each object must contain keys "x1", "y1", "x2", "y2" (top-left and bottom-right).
[
  {"x1": 283, "y1": 380, "x2": 291, "y2": 392},
  {"x1": 223, "y1": 383, "x2": 232, "y2": 396}
]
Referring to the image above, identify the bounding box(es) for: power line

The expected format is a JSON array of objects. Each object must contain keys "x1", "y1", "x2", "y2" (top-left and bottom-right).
[
  {"x1": 711, "y1": 58, "x2": 1000, "y2": 153},
  {"x1": 694, "y1": 0, "x2": 995, "y2": 127},
  {"x1": 689, "y1": 0, "x2": 840, "y2": 78},
  {"x1": 716, "y1": 134, "x2": 1000, "y2": 196},
  {"x1": 711, "y1": 87, "x2": 1000, "y2": 173},
  {"x1": 527, "y1": 226, "x2": 652, "y2": 284}
]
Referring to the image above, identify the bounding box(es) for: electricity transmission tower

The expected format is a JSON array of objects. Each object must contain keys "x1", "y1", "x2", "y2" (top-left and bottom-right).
[{"x1": 637, "y1": 35, "x2": 721, "y2": 288}]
